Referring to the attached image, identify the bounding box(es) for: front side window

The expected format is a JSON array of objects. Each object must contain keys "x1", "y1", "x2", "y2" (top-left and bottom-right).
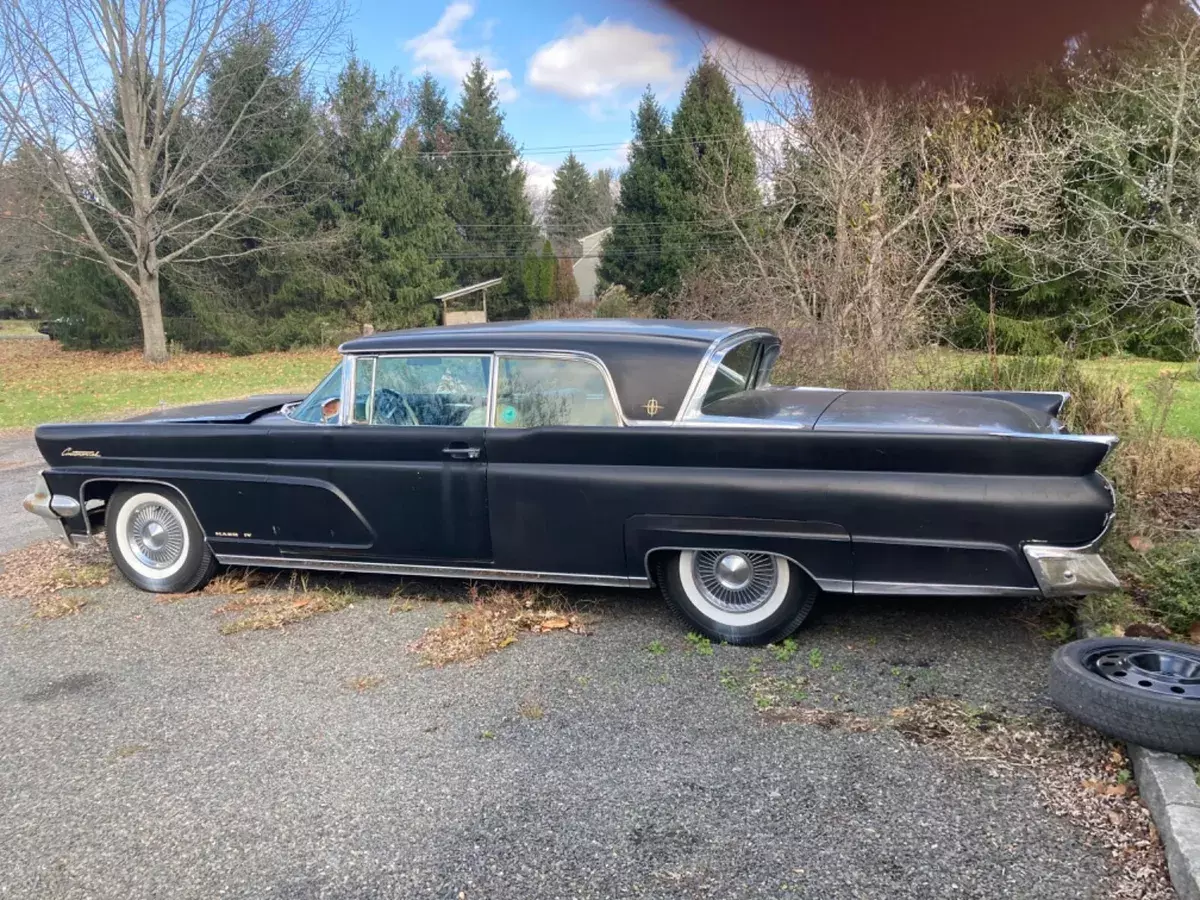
[
  {"x1": 288, "y1": 361, "x2": 345, "y2": 424},
  {"x1": 493, "y1": 356, "x2": 620, "y2": 428},
  {"x1": 354, "y1": 355, "x2": 490, "y2": 427},
  {"x1": 702, "y1": 340, "x2": 762, "y2": 409}
]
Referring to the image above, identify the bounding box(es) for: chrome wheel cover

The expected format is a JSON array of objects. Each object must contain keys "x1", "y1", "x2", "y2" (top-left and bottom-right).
[
  {"x1": 125, "y1": 501, "x2": 186, "y2": 570},
  {"x1": 691, "y1": 550, "x2": 779, "y2": 613}
]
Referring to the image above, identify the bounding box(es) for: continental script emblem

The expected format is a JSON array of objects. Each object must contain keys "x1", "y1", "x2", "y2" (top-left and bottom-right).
[
  {"x1": 642, "y1": 398, "x2": 662, "y2": 417},
  {"x1": 61, "y1": 447, "x2": 101, "y2": 458}
]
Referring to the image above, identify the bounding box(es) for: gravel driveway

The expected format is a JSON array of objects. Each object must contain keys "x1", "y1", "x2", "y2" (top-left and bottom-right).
[
  {"x1": 0, "y1": 572, "x2": 1135, "y2": 900},
  {"x1": 0, "y1": 434, "x2": 59, "y2": 555}
]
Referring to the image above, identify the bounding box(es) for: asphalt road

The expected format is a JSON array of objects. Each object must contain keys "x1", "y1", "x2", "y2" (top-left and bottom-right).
[
  {"x1": 0, "y1": 573, "x2": 1128, "y2": 900},
  {"x1": 0, "y1": 434, "x2": 59, "y2": 554}
]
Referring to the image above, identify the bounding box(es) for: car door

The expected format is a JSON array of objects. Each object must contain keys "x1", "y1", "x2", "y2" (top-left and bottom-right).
[
  {"x1": 483, "y1": 352, "x2": 628, "y2": 576},
  {"x1": 270, "y1": 353, "x2": 492, "y2": 564}
]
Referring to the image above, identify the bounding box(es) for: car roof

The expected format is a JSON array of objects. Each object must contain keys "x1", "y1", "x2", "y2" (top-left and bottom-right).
[
  {"x1": 338, "y1": 319, "x2": 776, "y2": 423},
  {"x1": 339, "y1": 318, "x2": 753, "y2": 354}
]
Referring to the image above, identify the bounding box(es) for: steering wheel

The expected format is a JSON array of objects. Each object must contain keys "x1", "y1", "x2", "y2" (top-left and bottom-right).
[{"x1": 373, "y1": 388, "x2": 419, "y2": 426}]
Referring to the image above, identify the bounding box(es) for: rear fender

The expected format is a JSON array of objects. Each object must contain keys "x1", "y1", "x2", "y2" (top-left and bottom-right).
[{"x1": 626, "y1": 515, "x2": 852, "y2": 592}]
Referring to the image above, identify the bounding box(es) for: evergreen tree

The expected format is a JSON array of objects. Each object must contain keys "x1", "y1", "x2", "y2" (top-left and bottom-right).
[
  {"x1": 448, "y1": 58, "x2": 535, "y2": 316},
  {"x1": 547, "y1": 152, "x2": 600, "y2": 245},
  {"x1": 285, "y1": 56, "x2": 454, "y2": 331},
  {"x1": 598, "y1": 89, "x2": 672, "y2": 296},
  {"x1": 521, "y1": 238, "x2": 556, "y2": 304},
  {"x1": 591, "y1": 168, "x2": 616, "y2": 227},
  {"x1": 660, "y1": 56, "x2": 759, "y2": 294}
]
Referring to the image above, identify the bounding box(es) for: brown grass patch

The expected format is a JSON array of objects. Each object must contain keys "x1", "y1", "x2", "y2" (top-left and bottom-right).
[
  {"x1": 411, "y1": 583, "x2": 589, "y2": 667},
  {"x1": 214, "y1": 580, "x2": 355, "y2": 634},
  {"x1": 0, "y1": 538, "x2": 112, "y2": 618}
]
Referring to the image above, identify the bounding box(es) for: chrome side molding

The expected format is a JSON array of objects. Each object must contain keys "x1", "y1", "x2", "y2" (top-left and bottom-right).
[
  {"x1": 1023, "y1": 545, "x2": 1122, "y2": 598},
  {"x1": 214, "y1": 554, "x2": 652, "y2": 589}
]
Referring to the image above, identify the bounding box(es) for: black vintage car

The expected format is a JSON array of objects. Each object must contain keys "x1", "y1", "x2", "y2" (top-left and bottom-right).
[{"x1": 24, "y1": 319, "x2": 1120, "y2": 644}]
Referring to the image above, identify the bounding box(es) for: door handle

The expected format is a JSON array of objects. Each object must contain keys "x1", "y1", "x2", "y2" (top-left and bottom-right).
[{"x1": 443, "y1": 442, "x2": 481, "y2": 460}]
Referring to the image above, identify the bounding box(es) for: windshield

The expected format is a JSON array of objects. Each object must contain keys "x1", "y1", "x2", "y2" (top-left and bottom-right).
[{"x1": 287, "y1": 361, "x2": 345, "y2": 424}]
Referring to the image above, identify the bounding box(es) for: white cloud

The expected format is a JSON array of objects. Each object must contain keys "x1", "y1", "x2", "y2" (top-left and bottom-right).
[
  {"x1": 522, "y1": 159, "x2": 557, "y2": 194},
  {"x1": 404, "y1": 2, "x2": 518, "y2": 102},
  {"x1": 527, "y1": 20, "x2": 684, "y2": 102}
]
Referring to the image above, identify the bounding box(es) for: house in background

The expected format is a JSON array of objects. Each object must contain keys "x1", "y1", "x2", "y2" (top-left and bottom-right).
[{"x1": 572, "y1": 227, "x2": 611, "y2": 303}]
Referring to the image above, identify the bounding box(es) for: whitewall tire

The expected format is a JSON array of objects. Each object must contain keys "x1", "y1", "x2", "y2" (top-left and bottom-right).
[
  {"x1": 657, "y1": 550, "x2": 819, "y2": 645},
  {"x1": 106, "y1": 486, "x2": 216, "y2": 593}
]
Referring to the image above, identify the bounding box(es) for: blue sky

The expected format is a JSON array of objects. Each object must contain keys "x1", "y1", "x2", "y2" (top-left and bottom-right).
[{"x1": 348, "y1": 0, "x2": 719, "y2": 191}]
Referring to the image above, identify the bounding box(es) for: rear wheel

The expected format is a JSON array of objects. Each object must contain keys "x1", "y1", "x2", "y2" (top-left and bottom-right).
[
  {"x1": 657, "y1": 549, "x2": 819, "y2": 645},
  {"x1": 105, "y1": 486, "x2": 216, "y2": 593}
]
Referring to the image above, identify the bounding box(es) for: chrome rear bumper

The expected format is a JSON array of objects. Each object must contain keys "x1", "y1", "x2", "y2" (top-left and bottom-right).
[
  {"x1": 1023, "y1": 545, "x2": 1121, "y2": 598},
  {"x1": 22, "y1": 475, "x2": 81, "y2": 520}
]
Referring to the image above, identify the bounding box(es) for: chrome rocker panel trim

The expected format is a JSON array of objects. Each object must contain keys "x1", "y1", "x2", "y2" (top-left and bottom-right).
[{"x1": 214, "y1": 554, "x2": 652, "y2": 589}]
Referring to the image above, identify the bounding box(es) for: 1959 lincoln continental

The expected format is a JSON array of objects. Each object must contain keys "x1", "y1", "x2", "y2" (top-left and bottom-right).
[{"x1": 24, "y1": 319, "x2": 1121, "y2": 644}]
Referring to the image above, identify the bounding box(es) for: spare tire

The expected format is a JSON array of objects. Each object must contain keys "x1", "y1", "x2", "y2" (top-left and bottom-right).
[{"x1": 1050, "y1": 638, "x2": 1200, "y2": 755}]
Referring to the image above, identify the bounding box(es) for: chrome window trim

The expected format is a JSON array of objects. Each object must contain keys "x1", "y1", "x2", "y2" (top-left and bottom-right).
[
  {"x1": 342, "y1": 352, "x2": 494, "y2": 429},
  {"x1": 213, "y1": 554, "x2": 650, "y2": 589},
  {"x1": 675, "y1": 329, "x2": 780, "y2": 424},
  {"x1": 492, "y1": 349, "x2": 627, "y2": 428}
]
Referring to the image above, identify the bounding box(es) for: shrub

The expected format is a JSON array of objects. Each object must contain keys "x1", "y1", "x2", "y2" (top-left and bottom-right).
[
  {"x1": 594, "y1": 286, "x2": 631, "y2": 319},
  {"x1": 948, "y1": 355, "x2": 1134, "y2": 436},
  {"x1": 1125, "y1": 541, "x2": 1200, "y2": 634}
]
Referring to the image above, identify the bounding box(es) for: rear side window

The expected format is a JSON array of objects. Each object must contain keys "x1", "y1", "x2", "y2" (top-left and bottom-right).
[
  {"x1": 493, "y1": 356, "x2": 620, "y2": 428},
  {"x1": 702, "y1": 340, "x2": 762, "y2": 409}
]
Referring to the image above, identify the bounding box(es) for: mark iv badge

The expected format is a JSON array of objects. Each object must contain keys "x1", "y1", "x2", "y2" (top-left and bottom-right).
[{"x1": 642, "y1": 398, "x2": 662, "y2": 417}]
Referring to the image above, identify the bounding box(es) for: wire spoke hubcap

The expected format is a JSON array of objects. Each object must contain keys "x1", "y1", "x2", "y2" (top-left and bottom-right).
[
  {"x1": 692, "y1": 551, "x2": 778, "y2": 613},
  {"x1": 1088, "y1": 648, "x2": 1200, "y2": 699},
  {"x1": 126, "y1": 503, "x2": 186, "y2": 570}
]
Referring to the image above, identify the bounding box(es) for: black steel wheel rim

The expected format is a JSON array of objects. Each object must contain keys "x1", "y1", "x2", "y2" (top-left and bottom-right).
[{"x1": 1086, "y1": 645, "x2": 1200, "y2": 700}]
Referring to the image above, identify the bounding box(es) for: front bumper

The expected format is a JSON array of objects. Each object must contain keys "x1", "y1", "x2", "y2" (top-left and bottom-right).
[{"x1": 1023, "y1": 545, "x2": 1122, "y2": 598}]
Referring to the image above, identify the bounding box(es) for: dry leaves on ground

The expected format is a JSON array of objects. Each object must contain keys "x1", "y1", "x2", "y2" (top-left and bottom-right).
[
  {"x1": 0, "y1": 538, "x2": 112, "y2": 619},
  {"x1": 755, "y1": 691, "x2": 1167, "y2": 897},
  {"x1": 891, "y1": 701, "x2": 1170, "y2": 900},
  {"x1": 411, "y1": 583, "x2": 590, "y2": 667}
]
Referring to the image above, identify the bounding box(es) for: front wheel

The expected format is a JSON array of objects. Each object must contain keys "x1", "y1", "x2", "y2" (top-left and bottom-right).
[
  {"x1": 106, "y1": 486, "x2": 216, "y2": 593},
  {"x1": 657, "y1": 550, "x2": 819, "y2": 645}
]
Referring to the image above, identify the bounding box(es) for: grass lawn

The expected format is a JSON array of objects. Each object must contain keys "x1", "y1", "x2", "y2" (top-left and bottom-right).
[
  {"x1": 0, "y1": 341, "x2": 337, "y2": 429},
  {"x1": 898, "y1": 349, "x2": 1200, "y2": 441},
  {"x1": 1082, "y1": 356, "x2": 1200, "y2": 441},
  {"x1": 0, "y1": 320, "x2": 39, "y2": 335}
]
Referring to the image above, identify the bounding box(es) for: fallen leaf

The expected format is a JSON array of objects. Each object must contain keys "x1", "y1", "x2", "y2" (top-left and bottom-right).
[
  {"x1": 292, "y1": 599, "x2": 310, "y2": 608},
  {"x1": 497, "y1": 635, "x2": 516, "y2": 648},
  {"x1": 1128, "y1": 535, "x2": 1155, "y2": 553},
  {"x1": 540, "y1": 616, "x2": 571, "y2": 630}
]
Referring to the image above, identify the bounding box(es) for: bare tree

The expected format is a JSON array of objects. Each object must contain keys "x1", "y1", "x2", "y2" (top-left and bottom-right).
[
  {"x1": 0, "y1": 0, "x2": 343, "y2": 360},
  {"x1": 1062, "y1": 11, "x2": 1200, "y2": 368},
  {"x1": 684, "y1": 49, "x2": 1063, "y2": 387}
]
